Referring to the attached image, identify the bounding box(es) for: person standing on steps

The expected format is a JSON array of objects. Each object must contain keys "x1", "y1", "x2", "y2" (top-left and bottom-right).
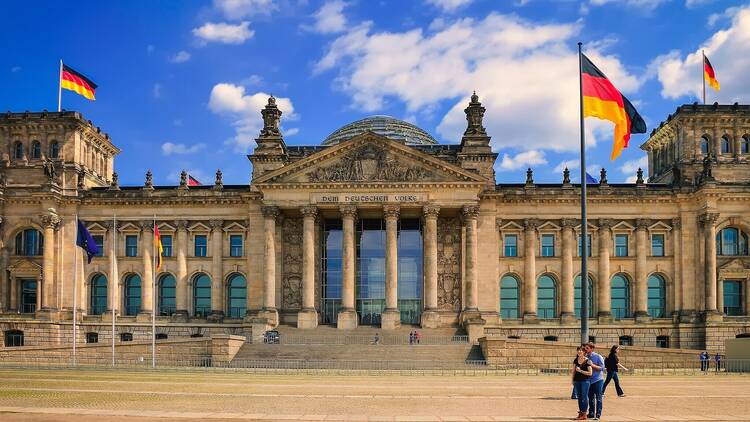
[
  {"x1": 414, "y1": 330, "x2": 421, "y2": 345},
  {"x1": 715, "y1": 353, "x2": 722, "y2": 372},
  {"x1": 585, "y1": 342, "x2": 605, "y2": 420},
  {"x1": 409, "y1": 331, "x2": 414, "y2": 345},
  {"x1": 571, "y1": 345, "x2": 593, "y2": 420},
  {"x1": 603, "y1": 345, "x2": 628, "y2": 397}
]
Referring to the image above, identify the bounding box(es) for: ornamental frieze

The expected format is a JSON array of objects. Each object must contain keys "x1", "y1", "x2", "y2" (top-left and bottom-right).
[{"x1": 306, "y1": 144, "x2": 436, "y2": 183}]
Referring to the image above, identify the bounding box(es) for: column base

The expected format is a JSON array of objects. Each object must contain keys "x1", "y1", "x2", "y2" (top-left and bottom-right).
[
  {"x1": 207, "y1": 310, "x2": 225, "y2": 323},
  {"x1": 136, "y1": 311, "x2": 153, "y2": 322},
  {"x1": 297, "y1": 308, "x2": 319, "y2": 329},
  {"x1": 597, "y1": 311, "x2": 614, "y2": 324},
  {"x1": 679, "y1": 309, "x2": 699, "y2": 323},
  {"x1": 257, "y1": 308, "x2": 279, "y2": 328},
  {"x1": 380, "y1": 309, "x2": 401, "y2": 330},
  {"x1": 463, "y1": 317, "x2": 486, "y2": 343},
  {"x1": 101, "y1": 310, "x2": 120, "y2": 322},
  {"x1": 634, "y1": 311, "x2": 651, "y2": 324},
  {"x1": 420, "y1": 309, "x2": 441, "y2": 328},
  {"x1": 560, "y1": 312, "x2": 576, "y2": 324},
  {"x1": 35, "y1": 308, "x2": 59, "y2": 321},
  {"x1": 703, "y1": 310, "x2": 723, "y2": 323},
  {"x1": 336, "y1": 309, "x2": 358, "y2": 330},
  {"x1": 460, "y1": 309, "x2": 482, "y2": 325},
  {"x1": 522, "y1": 312, "x2": 539, "y2": 324},
  {"x1": 171, "y1": 310, "x2": 189, "y2": 323}
]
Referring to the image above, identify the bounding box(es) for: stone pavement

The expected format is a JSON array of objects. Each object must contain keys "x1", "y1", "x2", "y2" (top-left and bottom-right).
[{"x1": 0, "y1": 369, "x2": 748, "y2": 421}]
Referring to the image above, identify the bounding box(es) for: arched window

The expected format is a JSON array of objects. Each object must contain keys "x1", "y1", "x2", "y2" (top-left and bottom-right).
[
  {"x1": 13, "y1": 142, "x2": 24, "y2": 160},
  {"x1": 647, "y1": 274, "x2": 666, "y2": 318},
  {"x1": 500, "y1": 275, "x2": 520, "y2": 319},
  {"x1": 574, "y1": 274, "x2": 594, "y2": 318},
  {"x1": 4, "y1": 330, "x2": 24, "y2": 347},
  {"x1": 700, "y1": 136, "x2": 709, "y2": 155},
  {"x1": 30, "y1": 141, "x2": 41, "y2": 159},
  {"x1": 537, "y1": 274, "x2": 557, "y2": 319},
  {"x1": 717, "y1": 228, "x2": 749, "y2": 256},
  {"x1": 611, "y1": 274, "x2": 631, "y2": 319},
  {"x1": 123, "y1": 274, "x2": 141, "y2": 316},
  {"x1": 193, "y1": 273, "x2": 211, "y2": 317},
  {"x1": 226, "y1": 273, "x2": 247, "y2": 318},
  {"x1": 49, "y1": 141, "x2": 60, "y2": 159},
  {"x1": 14, "y1": 229, "x2": 43, "y2": 256},
  {"x1": 723, "y1": 280, "x2": 743, "y2": 316},
  {"x1": 721, "y1": 135, "x2": 732, "y2": 154},
  {"x1": 158, "y1": 274, "x2": 176, "y2": 316},
  {"x1": 742, "y1": 136, "x2": 750, "y2": 154},
  {"x1": 89, "y1": 274, "x2": 108, "y2": 315}
]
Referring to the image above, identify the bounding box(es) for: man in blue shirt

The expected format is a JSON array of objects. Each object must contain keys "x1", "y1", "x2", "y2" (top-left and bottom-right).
[{"x1": 585, "y1": 342, "x2": 605, "y2": 420}]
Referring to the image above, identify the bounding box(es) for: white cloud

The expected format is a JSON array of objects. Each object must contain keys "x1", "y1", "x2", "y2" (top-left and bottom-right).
[
  {"x1": 686, "y1": 0, "x2": 715, "y2": 8},
  {"x1": 10, "y1": 66, "x2": 21, "y2": 73},
  {"x1": 304, "y1": 0, "x2": 348, "y2": 34},
  {"x1": 208, "y1": 83, "x2": 296, "y2": 152},
  {"x1": 286, "y1": 128, "x2": 300, "y2": 136},
  {"x1": 316, "y1": 13, "x2": 643, "y2": 156},
  {"x1": 619, "y1": 155, "x2": 648, "y2": 175},
  {"x1": 554, "y1": 159, "x2": 580, "y2": 173},
  {"x1": 425, "y1": 0, "x2": 472, "y2": 13},
  {"x1": 147, "y1": 44, "x2": 155, "y2": 55},
  {"x1": 193, "y1": 21, "x2": 254, "y2": 44},
  {"x1": 173, "y1": 119, "x2": 183, "y2": 127},
  {"x1": 624, "y1": 175, "x2": 638, "y2": 183},
  {"x1": 153, "y1": 83, "x2": 162, "y2": 99},
  {"x1": 169, "y1": 50, "x2": 191, "y2": 63},
  {"x1": 242, "y1": 74, "x2": 263, "y2": 85},
  {"x1": 161, "y1": 142, "x2": 207, "y2": 156},
  {"x1": 589, "y1": 0, "x2": 668, "y2": 10},
  {"x1": 498, "y1": 150, "x2": 547, "y2": 171},
  {"x1": 652, "y1": 5, "x2": 750, "y2": 102},
  {"x1": 213, "y1": 0, "x2": 277, "y2": 19}
]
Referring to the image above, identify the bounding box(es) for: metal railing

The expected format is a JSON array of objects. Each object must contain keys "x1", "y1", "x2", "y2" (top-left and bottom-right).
[{"x1": 259, "y1": 334, "x2": 470, "y2": 345}]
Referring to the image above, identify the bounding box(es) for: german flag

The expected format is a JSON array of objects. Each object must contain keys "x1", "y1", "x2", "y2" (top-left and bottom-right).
[
  {"x1": 581, "y1": 53, "x2": 646, "y2": 160},
  {"x1": 154, "y1": 223, "x2": 164, "y2": 271},
  {"x1": 704, "y1": 54, "x2": 720, "y2": 91},
  {"x1": 61, "y1": 64, "x2": 97, "y2": 100}
]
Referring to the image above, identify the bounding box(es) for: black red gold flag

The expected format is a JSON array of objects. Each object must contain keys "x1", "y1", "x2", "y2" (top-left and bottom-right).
[{"x1": 61, "y1": 64, "x2": 97, "y2": 100}]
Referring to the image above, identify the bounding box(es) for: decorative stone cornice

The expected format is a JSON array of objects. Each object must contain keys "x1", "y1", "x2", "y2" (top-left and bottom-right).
[
  {"x1": 671, "y1": 217, "x2": 682, "y2": 230},
  {"x1": 636, "y1": 218, "x2": 650, "y2": 230},
  {"x1": 209, "y1": 219, "x2": 224, "y2": 230},
  {"x1": 423, "y1": 204, "x2": 440, "y2": 219},
  {"x1": 339, "y1": 205, "x2": 358, "y2": 219},
  {"x1": 261, "y1": 205, "x2": 280, "y2": 219},
  {"x1": 523, "y1": 218, "x2": 539, "y2": 231},
  {"x1": 300, "y1": 205, "x2": 318, "y2": 219},
  {"x1": 383, "y1": 204, "x2": 400, "y2": 219},
  {"x1": 462, "y1": 205, "x2": 479, "y2": 221}
]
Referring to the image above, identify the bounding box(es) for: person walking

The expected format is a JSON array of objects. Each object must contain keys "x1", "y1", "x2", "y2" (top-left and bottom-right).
[
  {"x1": 699, "y1": 351, "x2": 708, "y2": 371},
  {"x1": 409, "y1": 331, "x2": 414, "y2": 345},
  {"x1": 415, "y1": 330, "x2": 421, "y2": 345},
  {"x1": 715, "y1": 353, "x2": 722, "y2": 372},
  {"x1": 372, "y1": 332, "x2": 381, "y2": 345},
  {"x1": 584, "y1": 342, "x2": 605, "y2": 420},
  {"x1": 572, "y1": 345, "x2": 593, "y2": 420},
  {"x1": 603, "y1": 345, "x2": 628, "y2": 397}
]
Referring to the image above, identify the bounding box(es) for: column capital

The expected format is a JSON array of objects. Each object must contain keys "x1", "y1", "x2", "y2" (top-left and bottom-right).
[
  {"x1": 462, "y1": 205, "x2": 479, "y2": 221},
  {"x1": 300, "y1": 205, "x2": 318, "y2": 219},
  {"x1": 40, "y1": 213, "x2": 61, "y2": 230},
  {"x1": 699, "y1": 212, "x2": 720, "y2": 226},
  {"x1": 561, "y1": 218, "x2": 576, "y2": 229},
  {"x1": 671, "y1": 217, "x2": 682, "y2": 230},
  {"x1": 423, "y1": 204, "x2": 441, "y2": 219},
  {"x1": 523, "y1": 218, "x2": 539, "y2": 231},
  {"x1": 339, "y1": 205, "x2": 358, "y2": 219},
  {"x1": 140, "y1": 220, "x2": 155, "y2": 232},
  {"x1": 635, "y1": 218, "x2": 650, "y2": 230},
  {"x1": 598, "y1": 218, "x2": 614, "y2": 230},
  {"x1": 261, "y1": 205, "x2": 281, "y2": 219},
  {"x1": 383, "y1": 205, "x2": 400, "y2": 220},
  {"x1": 175, "y1": 220, "x2": 189, "y2": 231},
  {"x1": 102, "y1": 221, "x2": 117, "y2": 231},
  {"x1": 209, "y1": 219, "x2": 224, "y2": 230}
]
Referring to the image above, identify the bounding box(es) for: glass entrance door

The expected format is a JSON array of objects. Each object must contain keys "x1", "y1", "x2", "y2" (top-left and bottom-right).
[
  {"x1": 20, "y1": 279, "x2": 37, "y2": 313},
  {"x1": 357, "y1": 219, "x2": 386, "y2": 325},
  {"x1": 398, "y1": 218, "x2": 422, "y2": 324}
]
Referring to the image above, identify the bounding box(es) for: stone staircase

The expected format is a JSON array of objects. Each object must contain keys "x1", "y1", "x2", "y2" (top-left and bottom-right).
[{"x1": 230, "y1": 326, "x2": 484, "y2": 369}]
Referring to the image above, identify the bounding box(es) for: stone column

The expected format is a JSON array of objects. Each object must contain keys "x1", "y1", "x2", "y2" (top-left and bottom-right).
[
  {"x1": 671, "y1": 217, "x2": 682, "y2": 317},
  {"x1": 0, "y1": 245, "x2": 7, "y2": 313},
  {"x1": 104, "y1": 221, "x2": 119, "y2": 319},
  {"x1": 560, "y1": 219, "x2": 575, "y2": 323},
  {"x1": 634, "y1": 219, "x2": 650, "y2": 322},
  {"x1": 40, "y1": 213, "x2": 61, "y2": 312},
  {"x1": 174, "y1": 220, "x2": 189, "y2": 321},
  {"x1": 421, "y1": 205, "x2": 440, "y2": 328},
  {"x1": 598, "y1": 219, "x2": 613, "y2": 321},
  {"x1": 209, "y1": 219, "x2": 224, "y2": 322},
  {"x1": 297, "y1": 205, "x2": 318, "y2": 329},
  {"x1": 523, "y1": 219, "x2": 538, "y2": 322},
  {"x1": 381, "y1": 205, "x2": 401, "y2": 330},
  {"x1": 259, "y1": 206, "x2": 280, "y2": 326},
  {"x1": 337, "y1": 205, "x2": 358, "y2": 329},
  {"x1": 462, "y1": 205, "x2": 480, "y2": 312},
  {"x1": 139, "y1": 221, "x2": 154, "y2": 320},
  {"x1": 701, "y1": 212, "x2": 721, "y2": 320}
]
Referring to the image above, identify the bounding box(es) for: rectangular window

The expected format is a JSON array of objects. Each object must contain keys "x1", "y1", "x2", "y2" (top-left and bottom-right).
[
  {"x1": 161, "y1": 235, "x2": 172, "y2": 257},
  {"x1": 541, "y1": 234, "x2": 555, "y2": 257},
  {"x1": 577, "y1": 234, "x2": 592, "y2": 257},
  {"x1": 651, "y1": 234, "x2": 665, "y2": 257},
  {"x1": 615, "y1": 234, "x2": 629, "y2": 257},
  {"x1": 194, "y1": 235, "x2": 207, "y2": 257},
  {"x1": 125, "y1": 235, "x2": 138, "y2": 257},
  {"x1": 656, "y1": 336, "x2": 670, "y2": 348},
  {"x1": 93, "y1": 235, "x2": 104, "y2": 257},
  {"x1": 504, "y1": 235, "x2": 518, "y2": 257},
  {"x1": 230, "y1": 235, "x2": 243, "y2": 257}
]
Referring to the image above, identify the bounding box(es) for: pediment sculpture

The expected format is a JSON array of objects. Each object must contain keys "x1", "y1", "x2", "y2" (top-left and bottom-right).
[{"x1": 306, "y1": 144, "x2": 435, "y2": 182}]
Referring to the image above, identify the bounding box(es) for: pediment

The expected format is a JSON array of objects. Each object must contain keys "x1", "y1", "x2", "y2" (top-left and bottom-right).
[
  {"x1": 253, "y1": 132, "x2": 488, "y2": 186},
  {"x1": 498, "y1": 221, "x2": 523, "y2": 231},
  {"x1": 87, "y1": 222, "x2": 107, "y2": 232},
  {"x1": 157, "y1": 222, "x2": 176, "y2": 232},
  {"x1": 189, "y1": 222, "x2": 211, "y2": 232},
  {"x1": 720, "y1": 258, "x2": 748, "y2": 272},
  {"x1": 118, "y1": 222, "x2": 141, "y2": 232},
  {"x1": 538, "y1": 221, "x2": 561, "y2": 231},
  {"x1": 223, "y1": 221, "x2": 247, "y2": 232},
  {"x1": 8, "y1": 258, "x2": 42, "y2": 276},
  {"x1": 612, "y1": 221, "x2": 635, "y2": 231},
  {"x1": 648, "y1": 221, "x2": 672, "y2": 232}
]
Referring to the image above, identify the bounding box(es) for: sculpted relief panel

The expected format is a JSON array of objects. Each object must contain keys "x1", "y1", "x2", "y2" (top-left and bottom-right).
[
  {"x1": 307, "y1": 144, "x2": 437, "y2": 182},
  {"x1": 437, "y1": 217, "x2": 462, "y2": 311},
  {"x1": 282, "y1": 217, "x2": 303, "y2": 310}
]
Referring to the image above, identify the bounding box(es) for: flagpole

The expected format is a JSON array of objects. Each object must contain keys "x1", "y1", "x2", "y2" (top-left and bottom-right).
[
  {"x1": 58, "y1": 60, "x2": 63, "y2": 112},
  {"x1": 702, "y1": 50, "x2": 706, "y2": 105},
  {"x1": 578, "y1": 42, "x2": 590, "y2": 345},
  {"x1": 152, "y1": 215, "x2": 156, "y2": 369},
  {"x1": 72, "y1": 216, "x2": 78, "y2": 366},
  {"x1": 112, "y1": 213, "x2": 117, "y2": 366}
]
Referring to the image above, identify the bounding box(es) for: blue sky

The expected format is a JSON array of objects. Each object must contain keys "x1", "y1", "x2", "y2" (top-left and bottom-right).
[{"x1": 2, "y1": 0, "x2": 749, "y2": 185}]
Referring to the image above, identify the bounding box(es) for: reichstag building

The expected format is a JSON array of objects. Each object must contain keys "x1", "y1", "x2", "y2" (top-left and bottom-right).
[{"x1": 1, "y1": 94, "x2": 749, "y2": 352}]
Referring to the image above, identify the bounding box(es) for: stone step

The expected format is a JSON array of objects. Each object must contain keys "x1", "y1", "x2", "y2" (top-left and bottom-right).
[{"x1": 232, "y1": 344, "x2": 477, "y2": 363}]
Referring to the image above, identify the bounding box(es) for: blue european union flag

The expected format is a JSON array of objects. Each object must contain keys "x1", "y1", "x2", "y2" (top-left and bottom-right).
[
  {"x1": 585, "y1": 172, "x2": 598, "y2": 184},
  {"x1": 76, "y1": 219, "x2": 99, "y2": 264}
]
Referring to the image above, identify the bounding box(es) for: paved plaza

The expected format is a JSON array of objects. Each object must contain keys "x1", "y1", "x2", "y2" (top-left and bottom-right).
[{"x1": 0, "y1": 369, "x2": 748, "y2": 421}]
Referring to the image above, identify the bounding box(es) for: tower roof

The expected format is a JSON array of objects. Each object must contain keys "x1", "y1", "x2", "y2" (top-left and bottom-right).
[{"x1": 322, "y1": 115, "x2": 438, "y2": 146}]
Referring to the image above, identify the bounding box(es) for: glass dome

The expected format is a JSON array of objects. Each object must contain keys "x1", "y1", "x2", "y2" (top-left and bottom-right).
[{"x1": 322, "y1": 115, "x2": 438, "y2": 146}]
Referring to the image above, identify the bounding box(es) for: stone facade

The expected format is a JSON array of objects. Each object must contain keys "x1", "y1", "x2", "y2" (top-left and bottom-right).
[{"x1": 1, "y1": 99, "x2": 750, "y2": 354}]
